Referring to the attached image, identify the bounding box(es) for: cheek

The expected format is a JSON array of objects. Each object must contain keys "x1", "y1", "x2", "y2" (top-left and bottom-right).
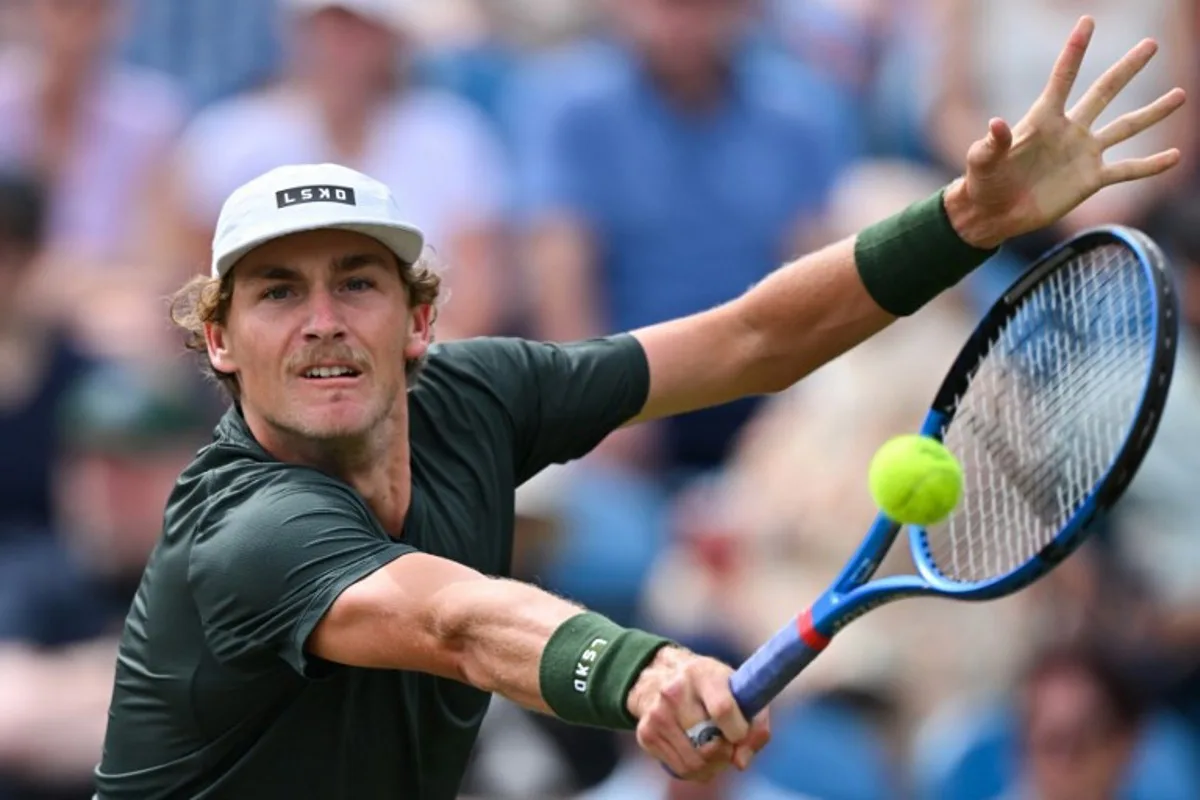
[{"x1": 227, "y1": 321, "x2": 291, "y2": 395}]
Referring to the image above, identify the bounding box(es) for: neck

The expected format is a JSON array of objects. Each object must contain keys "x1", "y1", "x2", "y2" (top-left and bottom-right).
[
  {"x1": 244, "y1": 404, "x2": 413, "y2": 535},
  {"x1": 653, "y1": 65, "x2": 732, "y2": 113}
]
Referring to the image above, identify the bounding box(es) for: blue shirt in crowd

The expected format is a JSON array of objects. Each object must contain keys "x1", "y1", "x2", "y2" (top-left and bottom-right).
[{"x1": 508, "y1": 37, "x2": 859, "y2": 469}]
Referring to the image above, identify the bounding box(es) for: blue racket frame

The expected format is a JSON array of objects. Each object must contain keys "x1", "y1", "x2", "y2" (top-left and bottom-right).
[{"x1": 689, "y1": 225, "x2": 1179, "y2": 744}]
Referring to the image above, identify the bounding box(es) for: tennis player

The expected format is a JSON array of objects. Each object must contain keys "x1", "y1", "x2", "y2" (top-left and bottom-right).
[{"x1": 94, "y1": 17, "x2": 1183, "y2": 799}]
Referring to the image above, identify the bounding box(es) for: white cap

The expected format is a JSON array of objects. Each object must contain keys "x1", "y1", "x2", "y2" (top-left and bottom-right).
[
  {"x1": 210, "y1": 163, "x2": 425, "y2": 279},
  {"x1": 282, "y1": 0, "x2": 413, "y2": 33}
]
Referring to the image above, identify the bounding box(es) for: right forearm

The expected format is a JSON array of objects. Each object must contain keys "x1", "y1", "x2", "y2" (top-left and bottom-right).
[
  {"x1": 440, "y1": 578, "x2": 672, "y2": 728},
  {"x1": 314, "y1": 554, "x2": 670, "y2": 727},
  {"x1": 438, "y1": 578, "x2": 583, "y2": 712}
]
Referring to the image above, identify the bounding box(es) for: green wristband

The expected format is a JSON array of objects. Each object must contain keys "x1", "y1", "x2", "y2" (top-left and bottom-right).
[
  {"x1": 854, "y1": 186, "x2": 998, "y2": 316},
  {"x1": 539, "y1": 612, "x2": 673, "y2": 730}
]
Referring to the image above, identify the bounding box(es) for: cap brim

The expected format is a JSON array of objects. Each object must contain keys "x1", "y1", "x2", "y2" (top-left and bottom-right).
[{"x1": 213, "y1": 219, "x2": 425, "y2": 279}]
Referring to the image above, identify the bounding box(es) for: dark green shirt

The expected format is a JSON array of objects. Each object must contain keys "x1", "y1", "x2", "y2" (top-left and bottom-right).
[{"x1": 94, "y1": 335, "x2": 650, "y2": 800}]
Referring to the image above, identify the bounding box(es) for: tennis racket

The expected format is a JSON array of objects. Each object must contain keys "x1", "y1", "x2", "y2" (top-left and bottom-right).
[{"x1": 688, "y1": 224, "x2": 1179, "y2": 749}]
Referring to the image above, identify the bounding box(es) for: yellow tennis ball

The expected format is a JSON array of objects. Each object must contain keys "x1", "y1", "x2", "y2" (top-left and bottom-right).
[{"x1": 868, "y1": 434, "x2": 963, "y2": 525}]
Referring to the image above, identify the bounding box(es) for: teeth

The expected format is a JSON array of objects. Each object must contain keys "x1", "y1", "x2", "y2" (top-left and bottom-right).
[{"x1": 305, "y1": 366, "x2": 356, "y2": 379}]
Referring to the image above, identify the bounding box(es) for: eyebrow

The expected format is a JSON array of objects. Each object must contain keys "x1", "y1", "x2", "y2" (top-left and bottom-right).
[
  {"x1": 241, "y1": 253, "x2": 391, "y2": 282},
  {"x1": 332, "y1": 253, "x2": 390, "y2": 272}
]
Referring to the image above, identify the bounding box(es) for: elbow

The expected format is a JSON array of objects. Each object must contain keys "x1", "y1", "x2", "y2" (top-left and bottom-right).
[{"x1": 426, "y1": 579, "x2": 498, "y2": 691}]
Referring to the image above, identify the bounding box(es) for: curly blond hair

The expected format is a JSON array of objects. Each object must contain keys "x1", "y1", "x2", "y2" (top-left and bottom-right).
[{"x1": 169, "y1": 255, "x2": 443, "y2": 401}]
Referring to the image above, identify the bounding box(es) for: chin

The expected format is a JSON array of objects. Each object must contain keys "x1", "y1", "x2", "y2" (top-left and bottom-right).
[
  {"x1": 286, "y1": 398, "x2": 388, "y2": 442},
  {"x1": 300, "y1": 412, "x2": 380, "y2": 441}
]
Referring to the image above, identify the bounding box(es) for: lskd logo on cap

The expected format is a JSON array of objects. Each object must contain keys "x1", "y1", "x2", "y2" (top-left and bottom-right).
[{"x1": 275, "y1": 185, "x2": 357, "y2": 208}]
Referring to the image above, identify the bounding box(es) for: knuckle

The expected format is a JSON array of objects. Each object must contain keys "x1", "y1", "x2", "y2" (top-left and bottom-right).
[
  {"x1": 660, "y1": 678, "x2": 687, "y2": 704},
  {"x1": 707, "y1": 693, "x2": 738, "y2": 720},
  {"x1": 647, "y1": 703, "x2": 673, "y2": 728}
]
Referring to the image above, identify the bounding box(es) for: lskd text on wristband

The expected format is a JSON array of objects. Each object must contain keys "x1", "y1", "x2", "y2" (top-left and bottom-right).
[{"x1": 539, "y1": 612, "x2": 673, "y2": 730}]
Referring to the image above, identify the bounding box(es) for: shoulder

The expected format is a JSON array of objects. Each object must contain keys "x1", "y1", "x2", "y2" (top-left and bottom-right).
[
  {"x1": 217, "y1": 468, "x2": 368, "y2": 529},
  {"x1": 417, "y1": 335, "x2": 647, "y2": 404},
  {"x1": 422, "y1": 334, "x2": 642, "y2": 376},
  {"x1": 178, "y1": 456, "x2": 376, "y2": 592},
  {"x1": 171, "y1": 419, "x2": 371, "y2": 548},
  {"x1": 413, "y1": 337, "x2": 534, "y2": 406}
]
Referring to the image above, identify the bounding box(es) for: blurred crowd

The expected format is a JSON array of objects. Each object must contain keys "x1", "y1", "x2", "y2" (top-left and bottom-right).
[{"x1": 0, "y1": 0, "x2": 1199, "y2": 798}]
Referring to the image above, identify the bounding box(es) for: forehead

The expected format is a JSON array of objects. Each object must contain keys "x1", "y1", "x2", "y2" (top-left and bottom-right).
[{"x1": 231, "y1": 228, "x2": 396, "y2": 278}]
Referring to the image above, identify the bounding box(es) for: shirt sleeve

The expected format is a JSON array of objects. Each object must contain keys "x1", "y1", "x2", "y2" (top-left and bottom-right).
[
  {"x1": 432, "y1": 335, "x2": 650, "y2": 485},
  {"x1": 187, "y1": 478, "x2": 416, "y2": 677}
]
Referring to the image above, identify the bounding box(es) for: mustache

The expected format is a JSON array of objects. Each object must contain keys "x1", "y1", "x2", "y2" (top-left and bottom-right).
[{"x1": 286, "y1": 346, "x2": 371, "y2": 373}]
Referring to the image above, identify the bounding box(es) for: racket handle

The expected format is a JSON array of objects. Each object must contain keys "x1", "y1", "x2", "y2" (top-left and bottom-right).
[{"x1": 686, "y1": 611, "x2": 829, "y2": 749}]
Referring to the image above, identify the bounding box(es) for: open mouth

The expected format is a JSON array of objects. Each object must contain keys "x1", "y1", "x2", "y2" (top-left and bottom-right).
[{"x1": 302, "y1": 366, "x2": 362, "y2": 380}]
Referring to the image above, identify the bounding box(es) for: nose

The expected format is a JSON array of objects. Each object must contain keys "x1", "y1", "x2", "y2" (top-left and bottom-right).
[{"x1": 301, "y1": 286, "x2": 346, "y2": 342}]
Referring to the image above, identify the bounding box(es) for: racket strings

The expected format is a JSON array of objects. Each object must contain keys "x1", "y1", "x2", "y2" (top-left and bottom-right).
[{"x1": 925, "y1": 245, "x2": 1154, "y2": 584}]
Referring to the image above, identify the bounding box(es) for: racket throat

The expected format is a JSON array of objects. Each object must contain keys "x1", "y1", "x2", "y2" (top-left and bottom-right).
[{"x1": 796, "y1": 606, "x2": 832, "y2": 651}]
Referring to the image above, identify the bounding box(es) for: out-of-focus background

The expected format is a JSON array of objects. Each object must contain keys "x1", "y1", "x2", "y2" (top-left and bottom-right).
[{"x1": 0, "y1": 0, "x2": 1199, "y2": 798}]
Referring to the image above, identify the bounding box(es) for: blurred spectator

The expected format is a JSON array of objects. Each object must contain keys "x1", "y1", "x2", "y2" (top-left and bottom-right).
[
  {"x1": 0, "y1": 0, "x2": 187, "y2": 269},
  {"x1": 410, "y1": 0, "x2": 603, "y2": 129},
  {"x1": 119, "y1": 0, "x2": 280, "y2": 109},
  {"x1": 767, "y1": 0, "x2": 934, "y2": 158},
  {"x1": 0, "y1": 171, "x2": 94, "y2": 538},
  {"x1": 0, "y1": 360, "x2": 212, "y2": 799},
  {"x1": 1001, "y1": 642, "x2": 1149, "y2": 800},
  {"x1": 510, "y1": 0, "x2": 857, "y2": 474},
  {"x1": 408, "y1": 0, "x2": 520, "y2": 126},
  {"x1": 924, "y1": 0, "x2": 1195, "y2": 260},
  {"x1": 1114, "y1": 194, "x2": 1200, "y2": 736},
  {"x1": 915, "y1": 638, "x2": 1200, "y2": 800},
  {"x1": 163, "y1": 0, "x2": 512, "y2": 340}
]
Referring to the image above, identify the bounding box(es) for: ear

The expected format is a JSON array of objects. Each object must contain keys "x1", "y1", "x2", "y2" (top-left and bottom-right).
[
  {"x1": 204, "y1": 322, "x2": 238, "y2": 378},
  {"x1": 403, "y1": 303, "x2": 434, "y2": 362}
]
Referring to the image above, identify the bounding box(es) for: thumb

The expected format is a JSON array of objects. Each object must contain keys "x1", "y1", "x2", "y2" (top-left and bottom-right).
[{"x1": 967, "y1": 117, "x2": 1013, "y2": 172}]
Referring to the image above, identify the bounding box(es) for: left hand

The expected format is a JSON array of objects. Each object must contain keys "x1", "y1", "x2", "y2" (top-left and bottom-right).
[{"x1": 946, "y1": 15, "x2": 1187, "y2": 249}]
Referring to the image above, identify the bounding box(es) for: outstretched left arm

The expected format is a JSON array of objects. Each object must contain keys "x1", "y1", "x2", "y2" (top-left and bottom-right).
[
  {"x1": 630, "y1": 16, "x2": 1186, "y2": 424},
  {"x1": 629, "y1": 234, "x2": 889, "y2": 422}
]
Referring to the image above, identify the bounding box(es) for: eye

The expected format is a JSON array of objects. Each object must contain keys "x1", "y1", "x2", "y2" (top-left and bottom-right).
[
  {"x1": 262, "y1": 285, "x2": 294, "y2": 301},
  {"x1": 344, "y1": 276, "x2": 376, "y2": 292}
]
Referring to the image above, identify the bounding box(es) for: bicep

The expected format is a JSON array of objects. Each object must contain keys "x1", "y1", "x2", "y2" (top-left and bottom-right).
[
  {"x1": 629, "y1": 304, "x2": 759, "y2": 424},
  {"x1": 306, "y1": 552, "x2": 487, "y2": 676},
  {"x1": 631, "y1": 236, "x2": 886, "y2": 422}
]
